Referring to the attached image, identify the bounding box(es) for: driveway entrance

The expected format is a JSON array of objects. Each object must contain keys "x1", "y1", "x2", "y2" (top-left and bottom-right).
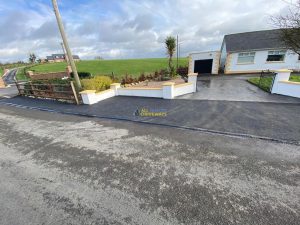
[{"x1": 177, "y1": 75, "x2": 300, "y2": 103}]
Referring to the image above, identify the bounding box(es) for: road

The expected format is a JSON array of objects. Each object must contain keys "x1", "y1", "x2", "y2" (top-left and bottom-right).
[
  {"x1": 0, "y1": 105, "x2": 299, "y2": 225},
  {"x1": 0, "y1": 69, "x2": 18, "y2": 98},
  {"x1": 2, "y1": 69, "x2": 17, "y2": 85}
]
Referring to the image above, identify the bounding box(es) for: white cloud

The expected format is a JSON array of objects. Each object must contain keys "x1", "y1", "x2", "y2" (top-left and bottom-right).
[{"x1": 0, "y1": 0, "x2": 289, "y2": 62}]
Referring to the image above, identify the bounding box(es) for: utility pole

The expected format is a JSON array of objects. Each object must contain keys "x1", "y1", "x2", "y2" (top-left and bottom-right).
[
  {"x1": 60, "y1": 42, "x2": 70, "y2": 65},
  {"x1": 176, "y1": 35, "x2": 179, "y2": 70},
  {"x1": 52, "y1": 0, "x2": 81, "y2": 89}
]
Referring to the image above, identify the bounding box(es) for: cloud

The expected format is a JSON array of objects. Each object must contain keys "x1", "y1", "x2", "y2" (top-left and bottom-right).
[{"x1": 0, "y1": 0, "x2": 289, "y2": 62}]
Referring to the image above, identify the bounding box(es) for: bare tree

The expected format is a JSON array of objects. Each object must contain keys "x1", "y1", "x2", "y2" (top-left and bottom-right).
[
  {"x1": 272, "y1": 0, "x2": 300, "y2": 54},
  {"x1": 29, "y1": 53, "x2": 37, "y2": 63}
]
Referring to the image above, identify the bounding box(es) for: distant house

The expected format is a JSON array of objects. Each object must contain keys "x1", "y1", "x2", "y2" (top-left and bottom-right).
[
  {"x1": 46, "y1": 54, "x2": 80, "y2": 63},
  {"x1": 189, "y1": 29, "x2": 300, "y2": 75}
]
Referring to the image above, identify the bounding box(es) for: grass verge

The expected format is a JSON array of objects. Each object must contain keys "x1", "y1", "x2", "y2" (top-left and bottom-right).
[
  {"x1": 248, "y1": 74, "x2": 300, "y2": 92},
  {"x1": 16, "y1": 67, "x2": 29, "y2": 81}
]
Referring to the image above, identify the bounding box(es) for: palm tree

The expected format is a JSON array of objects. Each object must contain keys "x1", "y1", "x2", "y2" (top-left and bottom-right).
[{"x1": 165, "y1": 36, "x2": 176, "y2": 77}]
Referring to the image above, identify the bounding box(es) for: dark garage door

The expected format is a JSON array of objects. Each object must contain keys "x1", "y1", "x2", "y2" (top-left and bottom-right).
[{"x1": 194, "y1": 59, "x2": 213, "y2": 74}]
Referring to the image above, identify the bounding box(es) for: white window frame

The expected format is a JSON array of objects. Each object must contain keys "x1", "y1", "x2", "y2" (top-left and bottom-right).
[
  {"x1": 266, "y1": 50, "x2": 286, "y2": 62},
  {"x1": 237, "y1": 52, "x2": 256, "y2": 64}
]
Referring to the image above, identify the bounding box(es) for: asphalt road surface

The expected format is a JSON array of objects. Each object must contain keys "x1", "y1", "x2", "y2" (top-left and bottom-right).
[
  {"x1": 2, "y1": 69, "x2": 17, "y2": 85},
  {"x1": 0, "y1": 69, "x2": 19, "y2": 98},
  {"x1": 0, "y1": 105, "x2": 299, "y2": 225}
]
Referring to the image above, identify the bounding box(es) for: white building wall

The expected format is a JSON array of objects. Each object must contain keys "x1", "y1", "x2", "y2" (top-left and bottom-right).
[
  {"x1": 225, "y1": 50, "x2": 300, "y2": 74},
  {"x1": 189, "y1": 51, "x2": 221, "y2": 75}
]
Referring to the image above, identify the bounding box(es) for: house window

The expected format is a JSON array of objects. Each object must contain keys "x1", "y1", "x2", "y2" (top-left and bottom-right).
[
  {"x1": 267, "y1": 50, "x2": 286, "y2": 62},
  {"x1": 237, "y1": 52, "x2": 255, "y2": 64}
]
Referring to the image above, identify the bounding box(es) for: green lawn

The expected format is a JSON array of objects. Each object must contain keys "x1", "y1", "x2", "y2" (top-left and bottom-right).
[
  {"x1": 290, "y1": 75, "x2": 300, "y2": 82},
  {"x1": 16, "y1": 67, "x2": 29, "y2": 81},
  {"x1": 0, "y1": 68, "x2": 3, "y2": 77},
  {"x1": 21, "y1": 58, "x2": 188, "y2": 79},
  {"x1": 248, "y1": 74, "x2": 300, "y2": 92}
]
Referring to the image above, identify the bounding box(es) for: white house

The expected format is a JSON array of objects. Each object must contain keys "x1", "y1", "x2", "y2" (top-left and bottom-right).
[
  {"x1": 220, "y1": 29, "x2": 300, "y2": 74},
  {"x1": 189, "y1": 29, "x2": 300, "y2": 75}
]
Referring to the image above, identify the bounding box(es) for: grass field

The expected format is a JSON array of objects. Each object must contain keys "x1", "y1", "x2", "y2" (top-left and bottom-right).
[
  {"x1": 248, "y1": 74, "x2": 300, "y2": 92},
  {"x1": 0, "y1": 68, "x2": 3, "y2": 77},
  {"x1": 21, "y1": 58, "x2": 188, "y2": 79},
  {"x1": 16, "y1": 67, "x2": 30, "y2": 81}
]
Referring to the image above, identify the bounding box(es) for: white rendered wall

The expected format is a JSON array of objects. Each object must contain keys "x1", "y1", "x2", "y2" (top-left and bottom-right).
[
  {"x1": 226, "y1": 50, "x2": 300, "y2": 74},
  {"x1": 174, "y1": 84, "x2": 194, "y2": 97},
  {"x1": 80, "y1": 74, "x2": 198, "y2": 104},
  {"x1": 117, "y1": 88, "x2": 163, "y2": 98},
  {"x1": 271, "y1": 70, "x2": 300, "y2": 98},
  {"x1": 274, "y1": 82, "x2": 300, "y2": 98},
  {"x1": 80, "y1": 89, "x2": 116, "y2": 105},
  {"x1": 189, "y1": 51, "x2": 221, "y2": 74}
]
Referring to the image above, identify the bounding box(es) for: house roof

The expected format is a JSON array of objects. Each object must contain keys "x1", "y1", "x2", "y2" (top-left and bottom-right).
[
  {"x1": 52, "y1": 54, "x2": 65, "y2": 59},
  {"x1": 224, "y1": 29, "x2": 286, "y2": 52},
  {"x1": 46, "y1": 54, "x2": 80, "y2": 60}
]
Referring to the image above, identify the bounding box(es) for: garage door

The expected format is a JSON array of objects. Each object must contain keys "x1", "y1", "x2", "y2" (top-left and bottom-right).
[{"x1": 194, "y1": 59, "x2": 213, "y2": 74}]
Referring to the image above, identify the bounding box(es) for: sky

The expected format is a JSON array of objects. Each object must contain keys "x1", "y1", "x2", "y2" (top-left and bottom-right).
[{"x1": 0, "y1": 0, "x2": 291, "y2": 62}]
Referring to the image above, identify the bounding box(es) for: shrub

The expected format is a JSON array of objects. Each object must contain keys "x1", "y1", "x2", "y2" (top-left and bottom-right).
[
  {"x1": 177, "y1": 66, "x2": 188, "y2": 77},
  {"x1": 138, "y1": 73, "x2": 146, "y2": 82},
  {"x1": 71, "y1": 72, "x2": 92, "y2": 79},
  {"x1": 161, "y1": 76, "x2": 171, "y2": 81},
  {"x1": 81, "y1": 76, "x2": 112, "y2": 92},
  {"x1": 169, "y1": 66, "x2": 176, "y2": 78}
]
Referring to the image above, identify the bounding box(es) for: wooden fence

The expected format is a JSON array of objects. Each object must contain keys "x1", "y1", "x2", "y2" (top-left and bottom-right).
[{"x1": 15, "y1": 81, "x2": 80, "y2": 104}]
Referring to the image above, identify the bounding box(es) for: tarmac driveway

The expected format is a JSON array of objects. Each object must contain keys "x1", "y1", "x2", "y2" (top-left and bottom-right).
[{"x1": 178, "y1": 75, "x2": 300, "y2": 103}]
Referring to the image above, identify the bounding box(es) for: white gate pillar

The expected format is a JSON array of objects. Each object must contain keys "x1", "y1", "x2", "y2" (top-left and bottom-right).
[
  {"x1": 271, "y1": 69, "x2": 292, "y2": 94},
  {"x1": 188, "y1": 73, "x2": 198, "y2": 92}
]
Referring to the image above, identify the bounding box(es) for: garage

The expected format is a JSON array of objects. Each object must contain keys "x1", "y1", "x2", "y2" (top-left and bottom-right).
[
  {"x1": 194, "y1": 59, "x2": 213, "y2": 74},
  {"x1": 189, "y1": 51, "x2": 221, "y2": 75}
]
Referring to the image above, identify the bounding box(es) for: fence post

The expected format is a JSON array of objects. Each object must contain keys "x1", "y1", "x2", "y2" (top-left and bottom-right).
[
  {"x1": 15, "y1": 81, "x2": 21, "y2": 95},
  {"x1": 70, "y1": 81, "x2": 79, "y2": 105}
]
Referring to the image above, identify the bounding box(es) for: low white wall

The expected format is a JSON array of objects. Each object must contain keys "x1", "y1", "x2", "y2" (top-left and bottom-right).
[
  {"x1": 274, "y1": 81, "x2": 300, "y2": 98},
  {"x1": 271, "y1": 70, "x2": 300, "y2": 98},
  {"x1": 80, "y1": 89, "x2": 116, "y2": 105},
  {"x1": 117, "y1": 88, "x2": 163, "y2": 98},
  {"x1": 80, "y1": 74, "x2": 198, "y2": 104},
  {"x1": 174, "y1": 83, "x2": 195, "y2": 97}
]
